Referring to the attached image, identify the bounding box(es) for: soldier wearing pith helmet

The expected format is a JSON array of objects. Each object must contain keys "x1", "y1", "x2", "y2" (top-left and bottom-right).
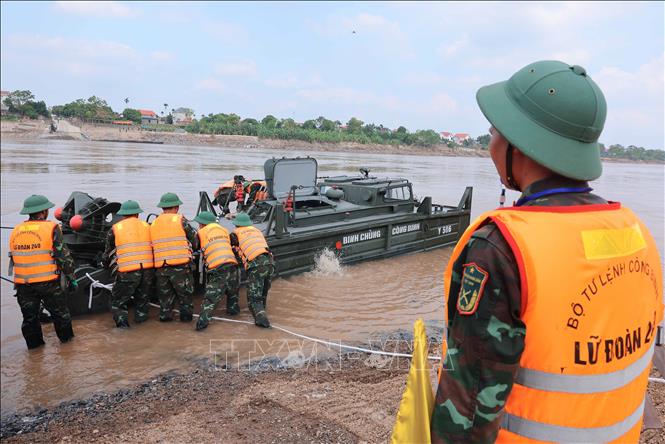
[
  {"x1": 193, "y1": 211, "x2": 240, "y2": 331},
  {"x1": 102, "y1": 200, "x2": 154, "y2": 328},
  {"x1": 149, "y1": 192, "x2": 198, "y2": 322},
  {"x1": 230, "y1": 212, "x2": 274, "y2": 328},
  {"x1": 431, "y1": 61, "x2": 663, "y2": 443},
  {"x1": 8, "y1": 194, "x2": 76, "y2": 349}
]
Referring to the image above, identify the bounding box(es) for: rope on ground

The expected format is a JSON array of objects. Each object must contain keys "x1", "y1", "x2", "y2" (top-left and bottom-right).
[
  {"x1": 145, "y1": 302, "x2": 439, "y2": 359},
  {"x1": 52, "y1": 275, "x2": 665, "y2": 379},
  {"x1": 86, "y1": 273, "x2": 113, "y2": 309}
]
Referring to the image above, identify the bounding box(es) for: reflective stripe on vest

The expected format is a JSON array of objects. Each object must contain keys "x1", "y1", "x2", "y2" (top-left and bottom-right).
[
  {"x1": 501, "y1": 399, "x2": 645, "y2": 443},
  {"x1": 149, "y1": 214, "x2": 191, "y2": 268},
  {"x1": 443, "y1": 204, "x2": 663, "y2": 444},
  {"x1": 9, "y1": 221, "x2": 59, "y2": 284},
  {"x1": 516, "y1": 342, "x2": 656, "y2": 394},
  {"x1": 234, "y1": 226, "x2": 269, "y2": 268},
  {"x1": 198, "y1": 223, "x2": 237, "y2": 270},
  {"x1": 113, "y1": 218, "x2": 154, "y2": 273}
]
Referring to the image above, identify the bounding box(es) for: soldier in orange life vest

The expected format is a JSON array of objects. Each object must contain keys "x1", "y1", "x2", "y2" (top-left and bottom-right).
[
  {"x1": 102, "y1": 200, "x2": 154, "y2": 328},
  {"x1": 431, "y1": 61, "x2": 663, "y2": 443},
  {"x1": 150, "y1": 192, "x2": 198, "y2": 322},
  {"x1": 193, "y1": 211, "x2": 241, "y2": 331},
  {"x1": 8, "y1": 195, "x2": 77, "y2": 349},
  {"x1": 230, "y1": 212, "x2": 274, "y2": 328}
]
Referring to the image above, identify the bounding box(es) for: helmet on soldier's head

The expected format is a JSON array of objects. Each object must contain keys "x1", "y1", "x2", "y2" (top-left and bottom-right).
[
  {"x1": 20, "y1": 195, "x2": 55, "y2": 215},
  {"x1": 157, "y1": 192, "x2": 183, "y2": 208},
  {"x1": 233, "y1": 212, "x2": 252, "y2": 227},
  {"x1": 476, "y1": 60, "x2": 607, "y2": 181},
  {"x1": 117, "y1": 200, "x2": 144, "y2": 215},
  {"x1": 194, "y1": 211, "x2": 217, "y2": 225}
]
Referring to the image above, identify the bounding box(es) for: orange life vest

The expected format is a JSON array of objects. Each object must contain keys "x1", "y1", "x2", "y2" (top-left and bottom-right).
[
  {"x1": 443, "y1": 203, "x2": 663, "y2": 444},
  {"x1": 198, "y1": 223, "x2": 237, "y2": 269},
  {"x1": 234, "y1": 226, "x2": 269, "y2": 268},
  {"x1": 150, "y1": 213, "x2": 192, "y2": 268},
  {"x1": 9, "y1": 220, "x2": 59, "y2": 284},
  {"x1": 112, "y1": 217, "x2": 154, "y2": 273}
]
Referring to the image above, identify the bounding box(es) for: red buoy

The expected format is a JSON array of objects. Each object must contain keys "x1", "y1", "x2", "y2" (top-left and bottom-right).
[
  {"x1": 54, "y1": 207, "x2": 63, "y2": 220},
  {"x1": 70, "y1": 215, "x2": 84, "y2": 231}
]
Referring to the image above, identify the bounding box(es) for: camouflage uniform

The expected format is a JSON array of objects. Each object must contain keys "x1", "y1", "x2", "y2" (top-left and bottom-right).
[
  {"x1": 431, "y1": 177, "x2": 608, "y2": 444},
  {"x1": 155, "y1": 217, "x2": 198, "y2": 322},
  {"x1": 245, "y1": 253, "x2": 275, "y2": 317},
  {"x1": 102, "y1": 230, "x2": 154, "y2": 326},
  {"x1": 15, "y1": 222, "x2": 76, "y2": 349},
  {"x1": 198, "y1": 263, "x2": 240, "y2": 324}
]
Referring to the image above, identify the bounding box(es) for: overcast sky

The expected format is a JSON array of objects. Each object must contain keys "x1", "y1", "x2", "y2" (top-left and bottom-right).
[{"x1": 1, "y1": 1, "x2": 663, "y2": 148}]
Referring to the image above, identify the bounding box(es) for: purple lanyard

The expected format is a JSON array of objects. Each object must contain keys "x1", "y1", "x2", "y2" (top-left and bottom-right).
[{"x1": 515, "y1": 187, "x2": 593, "y2": 207}]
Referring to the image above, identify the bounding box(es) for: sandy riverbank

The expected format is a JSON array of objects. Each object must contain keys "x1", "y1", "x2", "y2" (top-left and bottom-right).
[
  {"x1": 4, "y1": 120, "x2": 663, "y2": 164},
  {"x1": 0, "y1": 120, "x2": 486, "y2": 158},
  {"x1": 1, "y1": 352, "x2": 663, "y2": 443}
]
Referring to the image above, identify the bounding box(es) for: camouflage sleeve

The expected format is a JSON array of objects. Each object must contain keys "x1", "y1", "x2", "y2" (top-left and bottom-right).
[
  {"x1": 182, "y1": 217, "x2": 199, "y2": 251},
  {"x1": 101, "y1": 230, "x2": 115, "y2": 268},
  {"x1": 53, "y1": 225, "x2": 76, "y2": 277},
  {"x1": 229, "y1": 232, "x2": 239, "y2": 247},
  {"x1": 431, "y1": 224, "x2": 525, "y2": 444}
]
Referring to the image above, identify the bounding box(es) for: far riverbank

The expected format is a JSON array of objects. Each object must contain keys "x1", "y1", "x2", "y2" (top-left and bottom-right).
[{"x1": 2, "y1": 120, "x2": 663, "y2": 164}]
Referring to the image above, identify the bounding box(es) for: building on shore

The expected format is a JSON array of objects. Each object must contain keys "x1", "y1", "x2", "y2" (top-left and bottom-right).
[
  {"x1": 453, "y1": 133, "x2": 471, "y2": 144},
  {"x1": 172, "y1": 107, "x2": 194, "y2": 125},
  {"x1": 139, "y1": 109, "x2": 158, "y2": 125},
  {"x1": 1, "y1": 91, "x2": 9, "y2": 114}
]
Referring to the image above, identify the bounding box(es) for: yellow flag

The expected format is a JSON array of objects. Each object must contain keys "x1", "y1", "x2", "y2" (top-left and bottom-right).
[{"x1": 390, "y1": 319, "x2": 434, "y2": 444}]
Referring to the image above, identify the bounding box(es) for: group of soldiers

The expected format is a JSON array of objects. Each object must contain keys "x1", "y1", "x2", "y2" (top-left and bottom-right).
[{"x1": 8, "y1": 191, "x2": 275, "y2": 350}]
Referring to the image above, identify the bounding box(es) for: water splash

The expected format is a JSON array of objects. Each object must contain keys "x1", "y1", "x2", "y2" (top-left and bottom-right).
[{"x1": 311, "y1": 248, "x2": 343, "y2": 276}]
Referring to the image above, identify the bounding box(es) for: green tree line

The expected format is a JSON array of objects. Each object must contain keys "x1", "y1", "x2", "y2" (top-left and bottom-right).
[
  {"x1": 601, "y1": 144, "x2": 665, "y2": 162},
  {"x1": 4, "y1": 90, "x2": 663, "y2": 160},
  {"x1": 3, "y1": 90, "x2": 50, "y2": 119},
  {"x1": 186, "y1": 113, "x2": 444, "y2": 147}
]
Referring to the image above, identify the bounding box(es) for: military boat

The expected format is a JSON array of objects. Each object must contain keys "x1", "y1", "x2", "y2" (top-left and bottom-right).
[
  {"x1": 197, "y1": 156, "x2": 472, "y2": 278},
  {"x1": 42, "y1": 156, "x2": 471, "y2": 315}
]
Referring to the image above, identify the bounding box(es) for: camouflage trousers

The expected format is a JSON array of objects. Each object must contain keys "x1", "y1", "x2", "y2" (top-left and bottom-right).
[
  {"x1": 15, "y1": 280, "x2": 74, "y2": 349},
  {"x1": 111, "y1": 268, "x2": 154, "y2": 326},
  {"x1": 246, "y1": 254, "x2": 275, "y2": 317},
  {"x1": 198, "y1": 263, "x2": 240, "y2": 323},
  {"x1": 155, "y1": 265, "x2": 194, "y2": 321}
]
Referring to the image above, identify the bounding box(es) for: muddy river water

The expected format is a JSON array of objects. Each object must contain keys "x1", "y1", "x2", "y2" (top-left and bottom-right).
[{"x1": 1, "y1": 140, "x2": 663, "y2": 414}]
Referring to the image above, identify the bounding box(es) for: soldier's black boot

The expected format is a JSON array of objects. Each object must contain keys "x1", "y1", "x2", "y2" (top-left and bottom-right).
[
  {"x1": 254, "y1": 310, "x2": 271, "y2": 328},
  {"x1": 24, "y1": 333, "x2": 45, "y2": 350},
  {"x1": 180, "y1": 312, "x2": 193, "y2": 322},
  {"x1": 54, "y1": 322, "x2": 75, "y2": 343},
  {"x1": 22, "y1": 322, "x2": 45, "y2": 349},
  {"x1": 116, "y1": 318, "x2": 130, "y2": 328},
  {"x1": 195, "y1": 318, "x2": 209, "y2": 331},
  {"x1": 226, "y1": 296, "x2": 240, "y2": 316}
]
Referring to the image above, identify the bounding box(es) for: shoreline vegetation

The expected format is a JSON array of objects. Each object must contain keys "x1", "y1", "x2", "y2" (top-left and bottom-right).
[
  {"x1": 1, "y1": 91, "x2": 663, "y2": 163},
  {"x1": 1, "y1": 119, "x2": 663, "y2": 165}
]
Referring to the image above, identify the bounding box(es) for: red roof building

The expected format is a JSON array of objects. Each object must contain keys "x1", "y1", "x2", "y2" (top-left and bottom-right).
[{"x1": 139, "y1": 109, "x2": 157, "y2": 118}]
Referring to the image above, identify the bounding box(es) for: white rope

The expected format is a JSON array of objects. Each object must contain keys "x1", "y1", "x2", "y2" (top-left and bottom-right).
[
  {"x1": 146, "y1": 302, "x2": 439, "y2": 360},
  {"x1": 87, "y1": 276, "x2": 665, "y2": 375},
  {"x1": 649, "y1": 377, "x2": 665, "y2": 384},
  {"x1": 86, "y1": 273, "x2": 113, "y2": 309}
]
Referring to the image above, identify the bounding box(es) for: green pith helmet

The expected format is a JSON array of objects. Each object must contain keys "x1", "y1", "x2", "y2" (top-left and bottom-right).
[
  {"x1": 476, "y1": 60, "x2": 607, "y2": 181},
  {"x1": 117, "y1": 200, "x2": 144, "y2": 215},
  {"x1": 20, "y1": 195, "x2": 55, "y2": 215},
  {"x1": 157, "y1": 192, "x2": 183, "y2": 208},
  {"x1": 194, "y1": 211, "x2": 217, "y2": 225},
  {"x1": 233, "y1": 212, "x2": 252, "y2": 227}
]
